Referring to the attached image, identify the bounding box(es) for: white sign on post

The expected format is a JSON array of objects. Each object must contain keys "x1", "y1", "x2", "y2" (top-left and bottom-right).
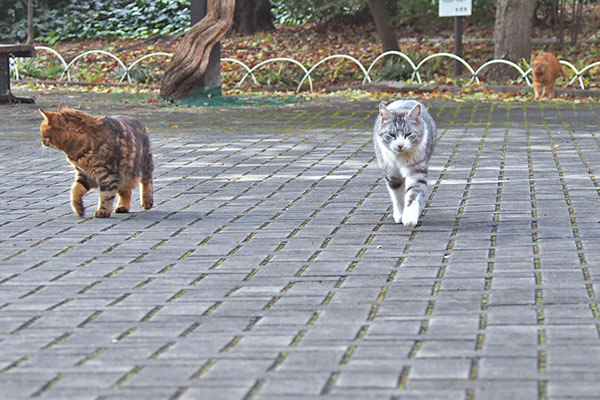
[{"x1": 439, "y1": 0, "x2": 472, "y2": 17}]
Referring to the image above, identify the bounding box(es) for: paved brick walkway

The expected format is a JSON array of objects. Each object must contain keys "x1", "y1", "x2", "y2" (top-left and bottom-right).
[{"x1": 1, "y1": 91, "x2": 600, "y2": 399}]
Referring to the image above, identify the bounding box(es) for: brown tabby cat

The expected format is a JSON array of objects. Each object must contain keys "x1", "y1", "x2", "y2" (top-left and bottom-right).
[
  {"x1": 531, "y1": 51, "x2": 568, "y2": 99},
  {"x1": 40, "y1": 105, "x2": 154, "y2": 218}
]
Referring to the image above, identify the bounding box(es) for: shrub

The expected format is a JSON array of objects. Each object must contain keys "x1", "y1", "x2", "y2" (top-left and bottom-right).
[{"x1": 0, "y1": 0, "x2": 191, "y2": 43}]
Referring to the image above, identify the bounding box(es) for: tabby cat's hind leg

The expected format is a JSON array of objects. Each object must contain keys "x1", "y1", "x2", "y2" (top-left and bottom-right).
[
  {"x1": 95, "y1": 190, "x2": 116, "y2": 218},
  {"x1": 95, "y1": 176, "x2": 117, "y2": 218},
  {"x1": 115, "y1": 190, "x2": 132, "y2": 213},
  {"x1": 140, "y1": 155, "x2": 154, "y2": 210},
  {"x1": 140, "y1": 179, "x2": 153, "y2": 210}
]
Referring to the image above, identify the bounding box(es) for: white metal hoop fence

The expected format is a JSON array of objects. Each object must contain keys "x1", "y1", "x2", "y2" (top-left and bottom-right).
[{"x1": 9, "y1": 47, "x2": 599, "y2": 92}]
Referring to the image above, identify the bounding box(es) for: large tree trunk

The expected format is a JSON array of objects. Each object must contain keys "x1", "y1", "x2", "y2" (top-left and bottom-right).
[
  {"x1": 233, "y1": 0, "x2": 274, "y2": 34},
  {"x1": 160, "y1": 0, "x2": 235, "y2": 100},
  {"x1": 190, "y1": 0, "x2": 221, "y2": 95},
  {"x1": 368, "y1": 0, "x2": 399, "y2": 52},
  {"x1": 489, "y1": 0, "x2": 536, "y2": 81}
]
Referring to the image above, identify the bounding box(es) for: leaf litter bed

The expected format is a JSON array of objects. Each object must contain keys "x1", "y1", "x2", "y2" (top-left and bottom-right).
[{"x1": 16, "y1": 18, "x2": 600, "y2": 103}]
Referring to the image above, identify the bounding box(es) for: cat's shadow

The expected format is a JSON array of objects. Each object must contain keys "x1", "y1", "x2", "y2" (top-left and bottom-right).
[{"x1": 70, "y1": 209, "x2": 204, "y2": 223}]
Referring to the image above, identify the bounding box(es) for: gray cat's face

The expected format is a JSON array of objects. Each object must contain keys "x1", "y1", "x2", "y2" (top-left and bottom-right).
[{"x1": 377, "y1": 103, "x2": 423, "y2": 154}]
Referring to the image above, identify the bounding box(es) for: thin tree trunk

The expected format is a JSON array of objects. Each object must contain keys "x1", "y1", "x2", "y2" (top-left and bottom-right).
[
  {"x1": 367, "y1": 0, "x2": 399, "y2": 52},
  {"x1": 571, "y1": 0, "x2": 583, "y2": 46},
  {"x1": 558, "y1": 0, "x2": 565, "y2": 47},
  {"x1": 550, "y1": 0, "x2": 557, "y2": 25},
  {"x1": 570, "y1": 0, "x2": 576, "y2": 45},
  {"x1": 26, "y1": 0, "x2": 34, "y2": 45}
]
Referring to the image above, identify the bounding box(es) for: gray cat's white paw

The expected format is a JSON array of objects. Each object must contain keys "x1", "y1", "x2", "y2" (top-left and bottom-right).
[
  {"x1": 392, "y1": 209, "x2": 402, "y2": 224},
  {"x1": 401, "y1": 205, "x2": 420, "y2": 227}
]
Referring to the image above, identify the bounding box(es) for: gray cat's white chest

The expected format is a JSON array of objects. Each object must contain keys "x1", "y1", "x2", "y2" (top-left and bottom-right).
[{"x1": 375, "y1": 136, "x2": 412, "y2": 178}]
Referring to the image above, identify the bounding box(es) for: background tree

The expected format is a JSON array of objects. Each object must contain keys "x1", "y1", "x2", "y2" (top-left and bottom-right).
[
  {"x1": 535, "y1": 0, "x2": 597, "y2": 47},
  {"x1": 234, "y1": 0, "x2": 275, "y2": 34},
  {"x1": 160, "y1": 0, "x2": 234, "y2": 100},
  {"x1": 271, "y1": 0, "x2": 399, "y2": 52},
  {"x1": 367, "y1": 0, "x2": 399, "y2": 52},
  {"x1": 490, "y1": 0, "x2": 536, "y2": 81}
]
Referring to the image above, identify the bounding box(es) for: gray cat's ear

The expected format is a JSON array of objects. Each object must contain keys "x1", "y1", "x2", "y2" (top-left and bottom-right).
[
  {"x1": 407, "y1": 103, "x2": 421, "y2": 123},
  {"x1": 379, "y1": 103, "x2": 391, "y2": 122}
]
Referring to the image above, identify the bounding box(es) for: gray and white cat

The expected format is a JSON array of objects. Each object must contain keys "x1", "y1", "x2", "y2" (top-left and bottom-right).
[{"x1": 373, "y1": 100, "x2": 437, "y2": 227}]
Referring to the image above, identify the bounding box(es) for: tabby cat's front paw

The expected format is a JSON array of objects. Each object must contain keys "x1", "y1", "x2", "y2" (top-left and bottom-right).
[
  {"x1": 141, "y1": 199, "x2": 153, "y2": 210},
  {"x1": 114, "y1": 206, "x2": 129, "y2": 213},
  {"x1": 94, "y1": 209, "x2": 111, "y2": 218}
]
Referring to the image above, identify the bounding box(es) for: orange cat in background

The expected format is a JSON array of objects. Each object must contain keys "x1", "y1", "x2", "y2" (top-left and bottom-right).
[{"x1": 531, "y1": 51, "x2": 568, "y2": 99}]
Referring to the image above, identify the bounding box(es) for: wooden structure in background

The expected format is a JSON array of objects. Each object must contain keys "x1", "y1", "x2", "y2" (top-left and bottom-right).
[{"x1": 0, "y1": 45, "x2": 35, "y2": 104}]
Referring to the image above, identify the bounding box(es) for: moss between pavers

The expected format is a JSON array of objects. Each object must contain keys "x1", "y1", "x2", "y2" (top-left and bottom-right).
[{"x1": 170, "y1": 87, "x2": 306, "y2": 107}]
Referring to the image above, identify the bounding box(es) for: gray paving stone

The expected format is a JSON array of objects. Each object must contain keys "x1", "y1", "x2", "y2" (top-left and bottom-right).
[{"x1": 2, "y1": 91, "x2": 600, "y2": 399}]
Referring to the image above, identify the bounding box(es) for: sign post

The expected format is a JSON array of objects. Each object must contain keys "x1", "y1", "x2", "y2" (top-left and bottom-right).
[{"x1": 439, "y1": 0, "x2": 472, "y2": 77}]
